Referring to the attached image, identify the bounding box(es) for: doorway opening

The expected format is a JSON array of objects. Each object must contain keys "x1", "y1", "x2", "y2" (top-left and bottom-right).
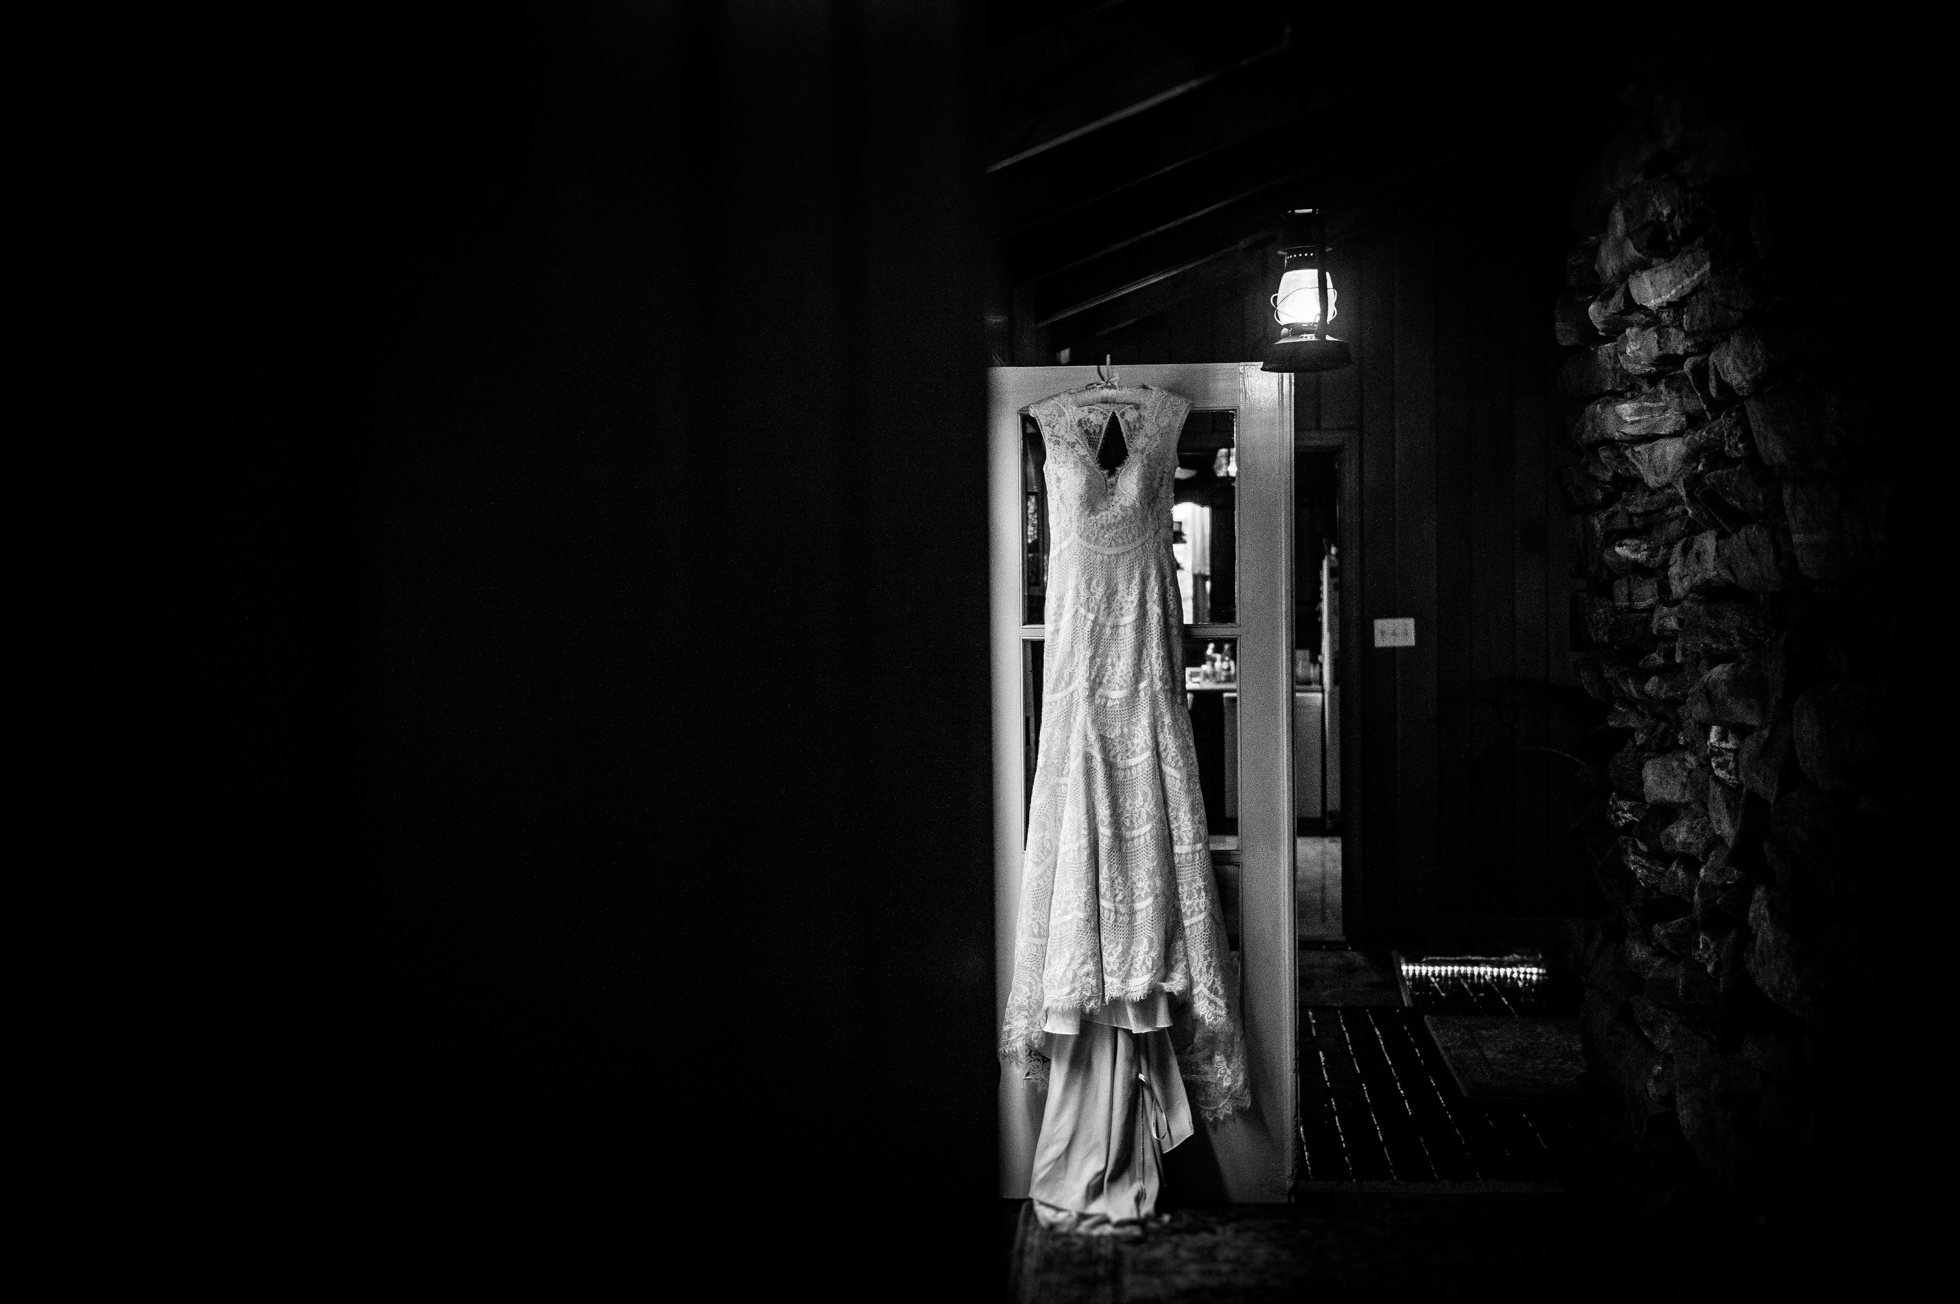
[{"x1": 1294, "y1": 446, "x2": 1341, "y2": 944}]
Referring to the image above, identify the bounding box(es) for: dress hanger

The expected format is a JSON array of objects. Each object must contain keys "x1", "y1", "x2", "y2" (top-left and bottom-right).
[{"x1": 1081, "y1": 354, "x2": 1145, "y2": 406}]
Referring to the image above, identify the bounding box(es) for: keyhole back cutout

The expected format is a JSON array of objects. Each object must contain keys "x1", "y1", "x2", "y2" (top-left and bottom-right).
[{"x1": 1095, "y1": 411, "x2": 1129, "y2": 475}]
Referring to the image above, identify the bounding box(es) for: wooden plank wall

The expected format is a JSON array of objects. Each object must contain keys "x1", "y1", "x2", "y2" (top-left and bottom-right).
[{"x1": 1017, "y1": 175, "x2": 1598, "y2": 935}]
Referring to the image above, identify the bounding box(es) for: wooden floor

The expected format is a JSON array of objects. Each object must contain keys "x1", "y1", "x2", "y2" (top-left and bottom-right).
[
  {"x1": 1296, "y1": 1007, "x2": 1594, "y2": 1188},
  {"x1": 1002, "y1": 1189, "x2": 1738, "y2": 1300}
]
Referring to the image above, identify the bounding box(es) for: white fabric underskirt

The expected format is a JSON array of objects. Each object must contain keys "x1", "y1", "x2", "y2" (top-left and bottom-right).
[
  {"x1": 1029, "y1": 1018, "x2": 1193, "y2": 1234},
  {"x1": 1041, "y1": 991, "x2": 1173, "y2": 1036}
]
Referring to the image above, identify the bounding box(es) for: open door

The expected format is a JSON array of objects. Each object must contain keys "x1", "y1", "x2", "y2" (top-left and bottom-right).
[{"x1": 991, "y1": 363, "x2": 1295, "y2": 1202}]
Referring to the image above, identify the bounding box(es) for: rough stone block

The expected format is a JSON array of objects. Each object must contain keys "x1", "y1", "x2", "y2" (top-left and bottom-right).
[
  {"x1": 1625, "y1": 488, "x2": 1682, "y2": 520},
  {"x1": 1583, "y1": 999, "x2": 1670, "y2": 1129},
  {"x1": 1592, "y1": 443, "x2": 1638, "y2": 483},
  {"x1": 1683, "y1": 353, "x2": 1718, "y2": 412},
  {"x1": 1610, "y1": 744, "x2": 1657, "y2": 798},
  {"x1": 1591, "y1": 178, "x2": 1701, "y2": 284},
  {"x1": 1570, "y1": 395, "x2": 1620, "y2": 447},
  {"x1": 1620, "y1": 177, "x2": 1697, "y2": 259},
  {"x1": 1595, "y1": 198, "x2": 1652, "y2": 285},
  {"x1": 1628, "y1": 994, "x2": 1675, "y2": 1054},
  {"x1": 1619, "y1": 324, "x2": 1694, "y2": 375},
  {"x1": 1661, "y1": 859, "x2": 1698, "y2": 901},
  {"x1": 1643, "y1": 750, "x2": 1700, "y2": 805},
  {"x1": 1680, "y1": 477, "x2": 1746, "y2": 536},
  {"x1": 1558, "y1": 342, "x2": 1629, "y2": 397},
  {"x1": 1652, "y1": 914, "x2": 1700, "y2": 956},
  {"x1": 1643, "y1": 958, "x2": 1694, "y2": 1009},
  {"x1": 1588, "y1": 283, "x2": 1648, "y2": 336},
  {"x1": 1640, "y1": 669, "x2": 1695, "y2": 703},
  {"x1": 1627, "y1": 437, "x2": 1692, "y2": 488},
  {"x1": 1658, "y1": 369, "x2": 1707, "y2": 419},
  {"x1": 1659, "y1": 812, "x2": 1717, "y2": 857},
  {"x1": 1667, "y1": 530, "x2": 1725, "y2": 594},
  {"x1": 1738, "y1": 709, "x2": 1797, "y2": 804},
  {"x1": 1602, "y1": 545, "x2": 1642, "y2": 578},
  {"x1": 1687, "y1": 661, "x2": 1771, "y2": 729},
  {"x1": 1709, "y1": 768, "x2": 1740, "y2": 851},
  {"x1": 1706, "y1": 724, "x2": 1743, "y2": 786},
  {"x1": 1609, "y1": 612, "x2": 1657, "y2": 649},
  {"x1": 1629, "y1": 243, "x2": 1712, "y2": 309},
  {"x1": 1695, "y1": 873, "x2": 1752, "y2": 935},
  {"x1": 1676, "y1": 273, "x2": 1754, "y2": 344},
  {"x1": 1556, "y1": 292, "x2": 1606, "y2": 347},
  {"x1": 1793, "y1": 684, "x2": 1882, "y2": 794},
  {"x1": 1676, "y1": 596, "x2": 1770, "y2": 659},
  {"x1": 1703, "y1": 460, "x2": 1773, "y2": 515},
  {"x1": 1716, "y1": 405, "x2": 1754, "y2": 459},
  {"x1": 1619, "y1": 835, "x2": 1668, "y2": 887},
  {"x1": 1611, "y1": 534, "x2": 1674, "y2": 572},
  {"x1": 1624, "y1": 931, "x2": 1672, "y2": 981},
  {"x1": 1613, "y1": 573, "x2": 1659, "y2": 610},
  {"x1": 1710, "y1": 325, "x2": 1775, "y2": 396},
  {"x1": 1671, "y1": 1030, "x2": 1763, "y2": 1182},
  {"x1": 1746, "y1": 886, "x2": 1819, "y2": 1019},
  {"x1": 1717, "y1": 521, "x2": 1801, "y2": 593}
]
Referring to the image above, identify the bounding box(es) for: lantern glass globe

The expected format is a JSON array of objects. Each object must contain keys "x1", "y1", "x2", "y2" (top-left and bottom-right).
[{"x1": 1273, "y1": 268, "x2": 1338, "y2": 331}]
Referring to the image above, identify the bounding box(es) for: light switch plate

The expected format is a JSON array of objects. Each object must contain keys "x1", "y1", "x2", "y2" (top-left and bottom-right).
[{"x1": 1373, "y1": 617, "x2": 1415, "y2": 648}]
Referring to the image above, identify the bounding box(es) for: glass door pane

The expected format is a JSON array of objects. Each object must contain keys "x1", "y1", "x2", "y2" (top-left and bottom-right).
[{"x1": 1174, "y1": 409, "x2": 1236, "y2": 625}]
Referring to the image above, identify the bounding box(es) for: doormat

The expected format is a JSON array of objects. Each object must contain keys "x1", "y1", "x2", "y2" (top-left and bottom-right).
[{"x1": 1422, "y1": 1016, "x2": 1585, "y2": 1100}]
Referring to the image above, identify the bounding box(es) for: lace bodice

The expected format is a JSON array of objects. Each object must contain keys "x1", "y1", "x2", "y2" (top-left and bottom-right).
[{"x1": 1032, "y1": 387, "x2": 1182, "y2": 559}]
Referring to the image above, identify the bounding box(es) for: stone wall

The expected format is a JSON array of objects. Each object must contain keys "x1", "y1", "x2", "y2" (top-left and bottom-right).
[{"x1": 1553, "y1": 70, "x2": 1899, "y2": 1216}]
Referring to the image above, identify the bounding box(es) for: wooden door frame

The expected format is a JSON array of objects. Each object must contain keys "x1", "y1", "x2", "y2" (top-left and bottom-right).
[{"x1": 989, "y1": 363, "x2": 1295, "y2": 1203}]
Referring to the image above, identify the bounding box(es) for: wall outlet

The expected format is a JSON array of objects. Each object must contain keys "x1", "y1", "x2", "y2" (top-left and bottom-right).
[{"x1": 1373, "y1": 617, "x2": 1415, "y2": 648}]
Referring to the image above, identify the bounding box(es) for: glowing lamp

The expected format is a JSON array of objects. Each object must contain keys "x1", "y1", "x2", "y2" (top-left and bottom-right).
[
  {"x1": 1273, "y1": 267, "x2": 1339, "y2": 332},
  {"x1": 1260, "y1": 207, "x2": 1353, "y2": 374}
]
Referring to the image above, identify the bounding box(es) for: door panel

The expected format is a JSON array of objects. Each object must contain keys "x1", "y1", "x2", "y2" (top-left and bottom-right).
[{"x1": 990, "y1": 363, "x2": 1293, "y2": 1203}]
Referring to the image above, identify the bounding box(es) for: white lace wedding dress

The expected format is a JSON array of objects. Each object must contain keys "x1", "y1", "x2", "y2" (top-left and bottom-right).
[{"x1": 1001, "y1": 383, "x2": 1249, "y2": 1140}]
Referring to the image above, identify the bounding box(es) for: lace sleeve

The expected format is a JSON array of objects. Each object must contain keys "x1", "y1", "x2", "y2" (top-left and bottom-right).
[
  {"x1": 1027, "y1": 394, "x2": 1072, "y2": 443},
  {"x1": 1151, "y1": 388, "x2": 1192, "y2": 442}
]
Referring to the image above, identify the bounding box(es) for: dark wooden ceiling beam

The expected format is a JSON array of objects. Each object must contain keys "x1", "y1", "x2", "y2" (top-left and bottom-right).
[
  {"x1": 989, "y1": 49, "x2": 1310, "y2": 232},
  {"x1": 1030, "y1": 185, "x2": 1286, "y2": 325},
  {"x1": 1046, "y1": 243, "x2": 1271, "y2": 353},
  {"x1": 1003, "y1": 124, "x2": 1302, "y2": 283},
  {"x1": 987, "y1": 0, "x2": 1291, "y2": 170}
]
